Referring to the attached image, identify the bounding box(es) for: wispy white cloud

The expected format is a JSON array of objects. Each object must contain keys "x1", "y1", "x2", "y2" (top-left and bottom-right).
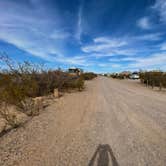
[
  {"x1": 128, "y1": 52, "x2": 166, "y2": 69},
  {"x1": 135, "y1": 33, "x2": 162, "y2": 41},
  {"x1": 97, "y1": 63, "x2": 121, "y2": 69},
  {"x1": 137, "y1": 17, "x2": 151, "y2": 30},
  {"x1": 111, "y1": 64, "x2": 121, "y2": 68},
  {"x1": 81, "y1": 37, "x2": 128, "y2": 54},
  {"x1": 152, "y1": 0, "x2": 166, "y2": 23},
  {"x1": 106, "y1": 53, "x2": 166, "y2": 71},
  {"x1": 95, "y1": 37, "x2": 127, "y2": 46},
  {"x1": 81, "y1": 36, "x2": 142, "y2": 59},
  {"x1": 98, "y1": 63, "x2": 121, "y2": 67},
  {"x1": 93, "y1": 37, "x2": 127, "y2": 46},
  {"x1": 84, "y1": 32, "x2": 164, "y2": 61},
  {"x1": 0, "y1": 0, "x2": 166, "y2": 72},
  {"x1": 55, "y1": 55, "x2": 93, "y2": 67},
  {"x1": 0, "y1": 26, "x2": 61, "y2": 60},
  {"x1": 75, "y1": 4, "x2": 83, "y2": 42},
  {"x1": 50, "y1": 30, "x2": 71, "y2": 40},
  {"x1": 0, "y1": 0, "x2": 86, "y2": 66},
  {"x1": 81, "y1": 33, "x2": 166, "y2": 70},
  {"x1": 109, "y1": 57, "x2": 139, "y2": 62},
  {"x1": 98, "y1": 63, "x2": 109, "y2": 67}
]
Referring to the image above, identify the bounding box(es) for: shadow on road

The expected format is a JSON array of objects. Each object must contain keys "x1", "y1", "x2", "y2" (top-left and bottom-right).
[{"x1": 88, "y1": 144, "x2": 119, "y2": 166}]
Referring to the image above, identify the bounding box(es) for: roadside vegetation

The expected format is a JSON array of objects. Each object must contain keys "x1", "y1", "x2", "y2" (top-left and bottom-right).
[
  {"x1": 109, "y1": 72, "x2": 131, "y2": 79},
  {"x1": 0, "y1": 55, "x2": 96, "y2": 134},
  {"x1": 110, "y1": 73, "x2": 127, "y2": 79},
  {"x1": 108, "y1": 70, "x2": 166, "y2": 90},
  {"x1": 82, "y1": 72, "x2": 97, "y2": 80},
  {"x1": 140, "y1": 71, "x2": 166, "y2": 90}
]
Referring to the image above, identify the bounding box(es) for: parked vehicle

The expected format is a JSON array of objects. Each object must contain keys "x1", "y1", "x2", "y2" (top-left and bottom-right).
[{"x1": 130, "y1": 72, "x2": 140, "y2": 79}]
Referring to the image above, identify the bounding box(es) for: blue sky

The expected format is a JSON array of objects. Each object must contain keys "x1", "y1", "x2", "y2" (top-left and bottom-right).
[{"x1": 0, "y1": 0, "x2": 166, "y2": 73}]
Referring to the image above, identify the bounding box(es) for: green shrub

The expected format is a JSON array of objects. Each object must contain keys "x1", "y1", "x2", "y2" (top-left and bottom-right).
[{"x1": 82, "y1": 72, "x2": 97, "y2": 80}]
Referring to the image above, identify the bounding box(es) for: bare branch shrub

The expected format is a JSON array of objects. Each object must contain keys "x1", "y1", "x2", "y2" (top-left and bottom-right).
[
  {"x1": 140, "y1": 71, "x2": 166, "y2": 89},
  {"x1": 0, "y1": 104, "x2": 19, "y2": 128},
  {"x1": 0, "y1": 53, "x2": 85, "y2": 116},
  {"x1": 81, "y1": 72, "x2": 97, "y2": 80},
  {"x1": 19, "y1": 98, "x2": 39, "y2": 116}
]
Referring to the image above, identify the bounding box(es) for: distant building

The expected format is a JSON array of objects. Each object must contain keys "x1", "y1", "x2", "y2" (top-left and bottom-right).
[{"x1": 68, "y1": 67, "x2": 83, "y2": 76}]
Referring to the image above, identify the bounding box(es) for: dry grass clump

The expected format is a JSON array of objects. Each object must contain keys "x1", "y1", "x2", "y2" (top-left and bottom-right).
[
  {"x1": 0, "y1": 103, "x2": 28, "y2": 130},
  {"x1": 81, "y1": 72, "x2": 97, "y2": 80},
  {"x1": 0, "y1": 105, "x2": 18, "y2": 128},
  {"x1": 19, "y1": 98, "x2": 40, "y2": 116},
  {"x1": 140, "y1": 71, "x2": 166, "y2": 89}
]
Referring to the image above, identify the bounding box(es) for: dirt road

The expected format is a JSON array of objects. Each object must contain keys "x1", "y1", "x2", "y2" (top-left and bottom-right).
[{"x1": 0, "y1": 77, "x2": 166, "y2": 166}]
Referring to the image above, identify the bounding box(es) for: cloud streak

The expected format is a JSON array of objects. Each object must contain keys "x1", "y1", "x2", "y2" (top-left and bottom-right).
[
  {"x1": 75, "y1": 4, "x2": 83, "y2": 41},
  {"x1": 137, "y1": 17, "x2": 151, "y2": 30},
  {"x1": 0, "y1": 0, "x2": 166, "y2": 72},
  {"x1": 0, "y1": 0, "x2": 89, "y2": 66},
  {"x1": 128, "y1": 52, "x2": 166, "y2": 69},
  {"x1": 152, "y1": 0, "x2": 166, "y2": 23},
  {"x1": 81, "y1": 37, "x2": 128, "y2": 55},
  {"x1": 135, "y1": 33, "x2": 162, "y2": 41}
]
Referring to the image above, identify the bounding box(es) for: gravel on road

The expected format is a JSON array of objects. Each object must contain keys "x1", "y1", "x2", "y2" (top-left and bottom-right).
[{"x1": 0, "y1": 77, "x2": 166, "y2": 166}]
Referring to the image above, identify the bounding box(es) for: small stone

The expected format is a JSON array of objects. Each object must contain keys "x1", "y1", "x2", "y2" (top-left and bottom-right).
[{"x1": 54, "y1": 89, "x2": 59, "y2": 98}]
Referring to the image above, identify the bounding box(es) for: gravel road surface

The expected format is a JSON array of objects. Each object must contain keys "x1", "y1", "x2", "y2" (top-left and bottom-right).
[{"x1": 0, "y1": 77, "x2": 166, "y2": 166}]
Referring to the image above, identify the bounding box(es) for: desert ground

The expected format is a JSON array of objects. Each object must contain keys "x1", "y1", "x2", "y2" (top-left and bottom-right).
[{"x1": 0, "y1": 77, "x2": 166, "y2": 166}]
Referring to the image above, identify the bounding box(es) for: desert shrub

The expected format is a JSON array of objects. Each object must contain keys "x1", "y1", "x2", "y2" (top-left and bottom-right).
[
  {"x1": 110, "y1": 74, "x2": 118, "y2": 79},
  {"x1": 0, "y1": 55, "x2": 85, "y2": 115},
  {"x1": 140, "y1": 71, "x2": 166, "y2": 89},
  {"x1": 0, "y1": 60, "x2": 39, "y2": 108},
  {"x1": 0, "y1": 73, "x2": 38, "y2": 105},
  {"x1": 162, "y1": 73, "x2": 166, "y2": 87},
  {"x1": 19, "y1": 98, "x2": 40, "y2": 116},
  {"x1": 118, "y1": 74, "x2": 125, "y2": 79},
  {"x1": 76, "y1": 76, "x2": 84, "y2": 91},
  {"x1": 59, "y1": 75, "x2": 84, "y2": 91},
  {"x1": 34, "y1": 70, "x2": 85, "y2": 94},
  {"x1": 0, "y1": 104, "x2": 19, "y2": 128},
  {"x1": 110, "y1": 73, "x2": 125, "y2": 79},
  {"x1": 82, "y1": 72, "x2": 97, "y2": 80}
]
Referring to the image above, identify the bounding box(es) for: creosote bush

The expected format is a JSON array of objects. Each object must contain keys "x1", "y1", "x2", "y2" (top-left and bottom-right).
[
  {"x1": 81, "y1": 72, "x2": 97, "y2": 80},
  {"x1": 110, "y1": 73, "x2": 126, "y2": 79},
  {"x1": 0, "y1": 55, "x2": 85, "y2": 116},
  {"x1": 140, "y1": 71, "x2": 166, "y2": 89}
]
